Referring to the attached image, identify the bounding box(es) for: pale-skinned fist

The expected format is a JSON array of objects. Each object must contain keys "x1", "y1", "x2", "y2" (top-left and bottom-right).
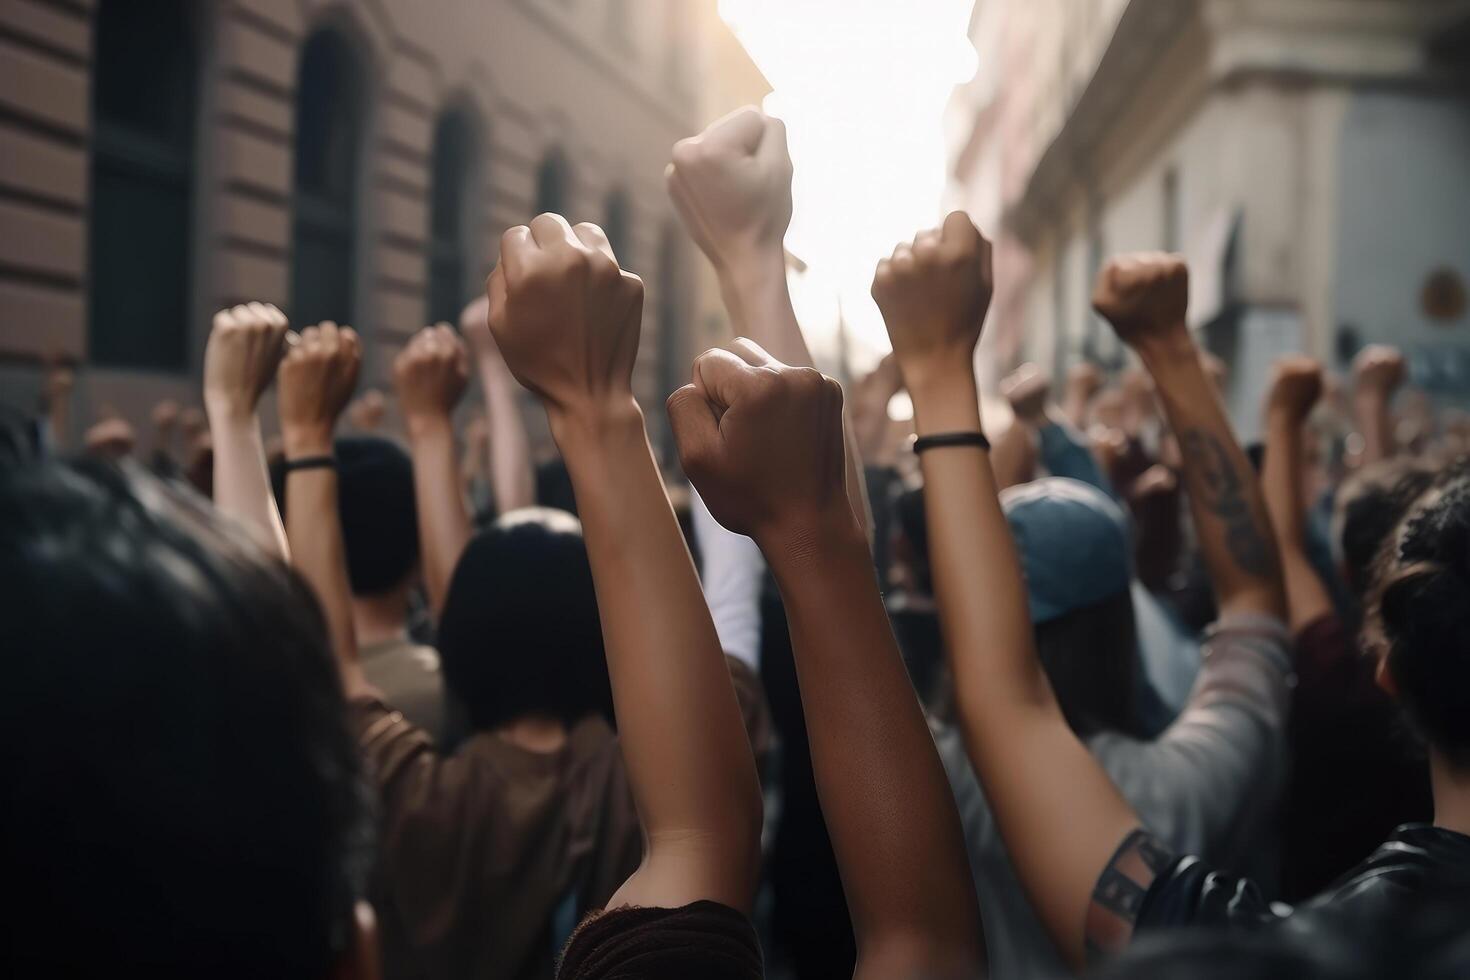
[
  {"x1": 1266, "y1": 356, "x2": 1324, "y2": 426},
  {"x1": 1352, "y1": 345, "x2": 1406, "y2": 401},
  {"x1": 203, "y1": 302, "x2": 290, "y2": 421},
  {"x1": 667, "y1": 107, "x2": 793, "y2": 270},
  {"x1": 669, "y1": 339, "x2": 848, "y2": 546},
  {"x1": 394, "y1": 323, "x2": 469, "y2": 426},
  {"x1": 1067, "y1": 362, "x2": 1103, "y2": 403},
  {"x1": 486, "y1": 214, "x2": 643, "y2": 423},
  {"x1": 870, "y1": 211, "x2": 993, "y2": 394},
  {"x1": 1002, "y1": 363, "x2": 1051, "y2": 424},
  {"x1": 1092, "y1": 253, "x2": 1190, "y2": 351},
  {"x1": 277, "y1": 321, "x2": 361, "y2": 452},
  {"x1": 347, "y1": 389, "x2": 386, "y2": 432}
]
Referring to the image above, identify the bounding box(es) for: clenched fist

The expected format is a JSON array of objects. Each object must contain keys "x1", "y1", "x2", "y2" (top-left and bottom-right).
[
  {"x1": 486, "y1": 214, "x2": 643, "y2": 423},
  {"x1": 1092, "y1": 253, "x2": 1189, "y2": 352},
  {"x1": 667, "y1": 107, "x2": 793, "y2": 269},
  {"x1": 1002, "y1": 363, "x2": 1051, "y2": 424},
  {"x1": 1266, "y1": 356, "x2": 1324, "y2": 426},
  {"x1": 394, "y1": 323, "x2": 469, "y2": 427},
  {"x1": 1352, "y1": 344, "x2": 1406, "y2": 401},
  {"x1": 669, "y1": 339, "x2": 848, "y2": 544},
  {"x1": 203, "y1": 303, "x2": 290, "y2": 421},
  {"x1": 277, "y1": 321, "x2": 361, "y2": 454},
  {"x1": 870, "y1": 211, "x2": 993, "y2": 394}
]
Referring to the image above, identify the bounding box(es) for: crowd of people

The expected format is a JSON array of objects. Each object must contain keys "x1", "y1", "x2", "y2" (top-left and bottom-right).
[{"x1": 5, "y1": 106, "x2": 1468, "y2": 979}]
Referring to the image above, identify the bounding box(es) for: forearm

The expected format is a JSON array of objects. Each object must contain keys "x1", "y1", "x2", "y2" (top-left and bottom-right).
[
  {"x1": 1263, "y1": 413, "x2": 1333, "y2": 634},
  {"x1": 1139, "y1": 336, "x2": 1284, "y2": 619},
  {"x1": 767, "y1": 518, "x2": 983, "y2": 974},
  {"x1": 209, "y1": 409, "x2": 289, "y2": 560},
  {"x1": 283, "y1": 427, "x2": 365, "y2": 692},
  {"x1": 556, "y1": 406, "x2": 762, "y2": 909},
  {"x1": 1354, "y1": 391, "x2": 1394, "y2": 466},
  {"x1": 406, "y1": 415, "x2": 472, "y2": 616},
  {"x1": 481, "y1": 360, "x2": 535, "y2": 513},
  {"x1": 913, "y1": 375, "x2": 1138, "y2": 970}
]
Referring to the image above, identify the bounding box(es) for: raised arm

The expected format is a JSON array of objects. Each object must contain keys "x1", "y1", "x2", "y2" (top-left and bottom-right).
[
  {"x1": 671, "y1": 339, "x2": 984, "y2": 978},
  {"x1": 1262, "y1": 357, "x2": 1333, "y2": 634},
  {"x1": 202, "y1": 303, "x2": 291, "y2": 559},
  {"x1": 667, "y1": 107, "x2": 870, "y2": 534},
  {"x1": 462, "y1": 295, "x2": 535, "y2": 515},
  {"x1": 1093, "y1": 254, "x2": 1284, "y2": 621},
  {"x1": 487, "y1": 213, "x2": 762, "y2": 913},
  {"x1": 394, "y1": 323, "x2": 471, "y2": 617},
  {"x1": 1351, "y1": 344, "x2": 1405, "y2": 467},
  {"x1": 277, "y1": 321, "x2": 368, "y2": 694},
  {"x1": 872, "y1": 213, "x2": 1141, "y2": 971}
]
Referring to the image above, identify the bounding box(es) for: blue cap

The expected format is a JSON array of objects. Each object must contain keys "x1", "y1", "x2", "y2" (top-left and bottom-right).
[{"x1": 1001, "y1": 478, "x2": 1132, "y2": 624}]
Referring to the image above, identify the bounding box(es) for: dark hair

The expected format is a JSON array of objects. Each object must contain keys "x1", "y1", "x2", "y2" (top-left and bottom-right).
[
  {"x1": 1370, "y1": 460, "x2": 1470, "y2": 766},
  {"x1": 895, "y1": 486, "x2": 931, "y2": 593},
  {"x1": 0, "y1": 454, "x2": 372, "y2": 976},
  {"x1": 436, "y1": 507, "x2": 613, "y2": 730},
  {"x1": 1035, "y1": 591, "x2": 1144, "y2": 739},
  {"x1": 1335, "y1": 459, "x2": 1436, "y2": 597},
  {"x1": 272, "y1": 435, "x2": 419, "y2": 596}
]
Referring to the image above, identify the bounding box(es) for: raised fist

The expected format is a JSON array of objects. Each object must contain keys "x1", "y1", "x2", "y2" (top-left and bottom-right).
[
  {"x1": 347, "y1": 389, "x2": 386, "y2": 432},
  {"x1": 1266, "y1": 355, "x2": 1324, "y2": 425},
  {"x1": 486, "y1": 214, "x2": 643, "y2": 421},
  {"x1": 669, "y1": 339, "x2": 848, "y2": 544},
  {"x1": 277, "y1": 321, "x2": 361, "y2": 450},
  {"x1": 667, "y1": 107, "x2": 793, "y2": 269},
  {"x1": 151, "y1": 399, "x2": 180, "y2": 434},
  {"x1": 1002, "y1": 363, "x2": 1051, "y2": 424},
  {"x1": 1092, "y1": 253, "x2": 1189, "y2": 350},
  {"x1": 84, "y1": 417, "x2": 136, "y2": 459},
  {"x1": 203, "y1": 302, "x2": 290, "y2": 421},
  {"x1": 394, "y1": 323, "x2": 469, "y2": 425},
  {"x1": 1352, "y1": 344, "x2": 1406, "y2": 401},
  {"x1": 870, "y1": 211, "x2": 993, "y2": 393}
]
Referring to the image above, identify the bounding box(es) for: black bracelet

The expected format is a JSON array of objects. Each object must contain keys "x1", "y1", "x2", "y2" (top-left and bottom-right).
[
  {"x1": 911, "y1": 431, "x2": 990, "y2": 454},
  {"x1": 281, "y1": 454, "x2": 336, "y2": 473}
]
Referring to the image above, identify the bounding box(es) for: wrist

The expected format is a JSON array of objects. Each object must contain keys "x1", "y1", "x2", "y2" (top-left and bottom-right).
[
  {"x1": 908, "y1": 373, "x2": 983, "y2": 435},
  {"x1": 756, "y1": 503, "x2": 865, "y2": 574},
  {"x1": 204, "y1": 396, "x2": 258, "y2": 431},
  {"x1": 1130, "y1": 324, "x2": 1196, "y2": 369},
  {"x1": 281, "y1": 423, "x2": 335, "y2": 458},
  {"x1": 548, "y1": 397, "x2": 645, "y2": 457},
  {"x1": 404, "y1": 411, "x2": 454, "y2": 443}
]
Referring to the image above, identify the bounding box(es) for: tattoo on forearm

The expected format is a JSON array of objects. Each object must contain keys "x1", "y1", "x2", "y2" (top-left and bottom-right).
[{"x1": 1178, "y1": 429, "x2": 1273, "y2": 578}]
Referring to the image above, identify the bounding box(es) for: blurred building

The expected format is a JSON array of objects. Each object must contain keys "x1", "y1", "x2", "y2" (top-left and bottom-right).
[
  {"x1": 0, "y1": 0, "x2": 767, "y2": 454},
  {"x1": 948, "y1": 0, "x2": 1470, "y2": 435}
]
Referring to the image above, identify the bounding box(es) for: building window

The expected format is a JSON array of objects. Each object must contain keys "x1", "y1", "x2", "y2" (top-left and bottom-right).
[
  {"x1": 88, "y1": 0, "x2": 199, "y2": 371},
  {"x1": 1162, "y1": 166, "x2": 1181, "y2": 253},
  {"x1": 603, "y1": 189, "x2": 632, "y2": 263},
  {"x1": 534, "y1": 148, "x2": 572, "y2": 217},
  {"x1": 291, "y1": 30, "x2": 366, "y2": 329},
  {"x1": 428, "y1": 108, "x2": 479, "y2": 325}
]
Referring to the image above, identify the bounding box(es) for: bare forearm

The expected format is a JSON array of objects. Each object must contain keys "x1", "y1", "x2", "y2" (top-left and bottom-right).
[
  {"x1": 1263, "y1": 413, "x2": 1333, "y2": 634},
  {"x1": 767, "y1": 520, "x2": 983, "y2": 973},
  {"x1": 209, "y1": 410, "x2": 289, "y2": 560},
  {"x1": 481, "y1": 361, "x2": 535, "y2": 513},
  {"x1": 1354, "y1": 391, "x2": 1395, "y2": 466},
  {"x1": 556, "y1": 407, "x2": 762, "y2": 908},
  {"x1": 407, "y1": 416, "x2": 472, "y2": 616},
  {"x1": 1140, "y1": 337, "x2": 1284, "y2": 619}
]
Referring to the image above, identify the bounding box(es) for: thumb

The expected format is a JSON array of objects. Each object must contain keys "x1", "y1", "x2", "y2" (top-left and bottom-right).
[
  {"x1": 667, "y1": 384, "x2": 723, "y2": 486},
  {"x1": 691, "y1": 348, "x2": 757, "y2": 412}
]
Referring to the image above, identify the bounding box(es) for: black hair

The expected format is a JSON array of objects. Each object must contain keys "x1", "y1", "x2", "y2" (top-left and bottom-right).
[
  {"x1": 0, "y1": 452, "x2": 372, "y2": 976},
  {"x1": 436, "y1": 507, "x2": 613, "y2": 730},
  {"x1": 1370, "y1": 459, "x2": 1470, "y2": 766},
  {"x1": 1335, "y1": 459, "x2": 1436, "y2": 597},
  {"x1": 1035, "y1": 591, "x2": 1144, "y2": 740},
  {"x1": 895, "y1": 485, "x2": 932, "y2": 593},
  {"x1": 273, "y1": 435, "x2": 420, "y2": 597}
]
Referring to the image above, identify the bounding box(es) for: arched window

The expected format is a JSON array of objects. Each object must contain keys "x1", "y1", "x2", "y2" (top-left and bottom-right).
[
  {"x1": 603, "y1": 189, "x2": 632, "y2": 263},
  {"x1": 88, "y1": 0, "x2": 199, "y2": 370},
  {"x1": 534, "y1": 149, "x2": 571, "y2": 217},
  {"x1": 427, "y1": 107, "x2": 479, "y2": 325},
  {"x1": 290, "y1": 30, "x2": 365, "y2": 329}
]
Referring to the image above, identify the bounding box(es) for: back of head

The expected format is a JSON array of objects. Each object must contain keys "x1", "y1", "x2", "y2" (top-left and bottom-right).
[
  {"x1": 1369, "y1": 458, "x2": 1470, "y2": 767},
  {"x1": 0, "y1": 453, "x2": 370, "y2": 976},
  {"x1": 437, "y1": 507, "x2": 613, "y2": 731},
  {"x1": 1334, "y1": 458, "x2": 1435, "y2": 597}
]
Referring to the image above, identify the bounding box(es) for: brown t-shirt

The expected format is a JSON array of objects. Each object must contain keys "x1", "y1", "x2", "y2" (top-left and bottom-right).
[{"x1": 354, "y1": 658, "x2": 770, "y2": 980}]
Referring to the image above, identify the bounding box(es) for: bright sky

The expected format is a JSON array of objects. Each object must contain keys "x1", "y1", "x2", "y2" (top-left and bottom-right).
[{"x1": 718, "y1": 0, "x2": 978, "y2": 376}]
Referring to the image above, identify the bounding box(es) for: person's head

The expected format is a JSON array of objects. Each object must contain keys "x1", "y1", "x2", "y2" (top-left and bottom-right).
[
  {"x1": 436, "y1": 507, "x2": 613, "y2": 731},
  {"x1": 1004, "y1": 479, "x2": 1142, "y2": 738},
  {"x1": 0, "y1": 451, "x2": 373, "y2": 976},
  {"x1": 1333, "y1": 458, "x2": 1436, "y2": 597},
  {"x1": 272, "y1": 435, "x2": 420, "y2": 599},
  {"x1": 1367, "y1": 459, "x2": 1470, "y2": 769}
]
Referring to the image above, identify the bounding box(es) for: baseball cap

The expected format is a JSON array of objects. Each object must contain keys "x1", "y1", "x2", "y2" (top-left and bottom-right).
[{"x1": 1001, "y1": 477, "x2": 1132, "y2": 624}]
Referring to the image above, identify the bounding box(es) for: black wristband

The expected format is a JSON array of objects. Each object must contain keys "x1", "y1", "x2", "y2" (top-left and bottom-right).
[
  {"x1": 911, "y1": 431, "x2": 990, "y2": 454},
  {"x1": 281, "y1": 454, "x2": 335, "y2": 474}
]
